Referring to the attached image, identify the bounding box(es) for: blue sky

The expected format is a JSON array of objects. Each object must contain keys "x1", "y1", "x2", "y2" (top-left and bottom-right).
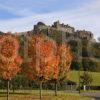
[
  {"x1": 0, "y1": 0, "x2": 88, "y2": 18},
  {"x1": 0, "y1": 0, "x2": 100, "y2": 40}
]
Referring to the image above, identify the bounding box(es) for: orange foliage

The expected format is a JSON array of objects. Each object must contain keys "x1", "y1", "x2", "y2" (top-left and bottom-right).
[
  {"x1": 22, "y1": 34, "x2": 60, "y2": 81},
  {"x1": 57, "y1": 43, "x2": 73, "y2": 80},
  {"x1": 0, "y1": 33, "x2": 23, "y2": 80},
  {"x1": 22, "y1": 34, "x2": 72, "y2": 81},
  {"x1": 0, "y1": 34, "x2": 19, "y2": 62}
]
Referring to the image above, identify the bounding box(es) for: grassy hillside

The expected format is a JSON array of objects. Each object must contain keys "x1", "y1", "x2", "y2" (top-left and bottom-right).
[{"x1": 69, "y1": 71, "x2": 100, "y2": 86}]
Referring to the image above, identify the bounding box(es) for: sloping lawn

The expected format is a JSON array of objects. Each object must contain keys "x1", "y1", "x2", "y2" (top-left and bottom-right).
[{"x1": 69, "y1": 71, "x2": 100, "y2": 86}]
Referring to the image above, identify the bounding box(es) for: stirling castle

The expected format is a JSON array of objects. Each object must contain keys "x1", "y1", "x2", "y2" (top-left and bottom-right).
[{"x1": 33, "y1": 21, "x2": 94, "y2": 41}]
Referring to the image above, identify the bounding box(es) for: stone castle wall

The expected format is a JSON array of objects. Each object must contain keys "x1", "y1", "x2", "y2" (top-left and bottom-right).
[{"x1": 33, "y1": 21, "x2": 94, "y2": 40}]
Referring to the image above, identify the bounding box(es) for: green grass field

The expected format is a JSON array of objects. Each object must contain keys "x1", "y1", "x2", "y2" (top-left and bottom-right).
[
  {"x1": 0, "y1": 90, "x2": 93, "y2": 100},
  {"x1": 69, "y1": 71, "x2": 100, "y2": 86},
  {"x1": 0, "y1": 71, "x2": 99, "y2": 100}
]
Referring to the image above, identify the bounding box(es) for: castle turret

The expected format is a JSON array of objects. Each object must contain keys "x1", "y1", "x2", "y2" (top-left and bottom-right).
[
  {"x1": 34, "y1": 22, "x2": 49, "y2": 33},
  {"x1": 52, "y1": 21, "x2": 75, "y2": 33},
  {"x1": 33, "y1": 21, "x2": 94, "y2": 41}
]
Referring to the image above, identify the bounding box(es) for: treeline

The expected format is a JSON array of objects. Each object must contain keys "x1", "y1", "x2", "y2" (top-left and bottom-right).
[
  {"x1": 0, "y1": 75, "x2": 69, "y2": 91},
  {"x1": 20, "y1": 31, "x2": 100, "y2": 72},
  {"x1": 0, "y1": 33, "x2": 73, "y2": 99},
  {"x1": 0, "y1": 31, "x2": 100, "y2": 72},
  {"x1": 41, "y1": 30, "x2": 100, "y2": 72}
]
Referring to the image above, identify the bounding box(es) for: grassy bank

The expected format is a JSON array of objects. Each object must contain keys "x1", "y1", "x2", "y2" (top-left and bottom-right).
[{"x1": 69, "y1": 71, "x2": 100, "y2": 86}]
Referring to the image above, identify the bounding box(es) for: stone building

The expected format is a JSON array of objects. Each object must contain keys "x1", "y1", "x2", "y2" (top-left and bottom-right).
[
  {"x1": 34, "y1": 21, "x2": 75, "y2": 34},
  {"x1": 33, "y1": 21, "x2": 94, "y2": 41},
  {"x1": 52, "y1": 21, "x2": 75, "y2": 33},
  {"x1": 34, "y1": 22, "x2": 50, "y2": 33},
  {"x1": 75, "y1": 30, "x2": 93, "y2": 40}
]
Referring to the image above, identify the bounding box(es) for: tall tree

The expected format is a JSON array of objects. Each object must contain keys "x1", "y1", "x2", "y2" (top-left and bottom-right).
[
  {"x1": 53, "y1": 43, "x2": 73, "y2": 96},
  {"x1": 22, "y1": 34, "x2": 60, "y2": 99},
  {"x1": 0, "y1": 33, "x2": 23, "y2": 100}
]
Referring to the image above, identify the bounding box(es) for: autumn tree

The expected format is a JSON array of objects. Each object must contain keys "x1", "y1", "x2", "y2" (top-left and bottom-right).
[
  {"x1": 0, "y1": 33, "x2": 23, "y2": 100},
  {"x1": 22, "y1": 34, "x2": 60, "y2": 99},
  {"x1": 53, "y1": 43, "x2": 73, "y2": 96}
]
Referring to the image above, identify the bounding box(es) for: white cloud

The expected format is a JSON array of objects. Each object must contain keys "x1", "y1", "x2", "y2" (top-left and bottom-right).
[{"x1": 0, "y1": 0, "x2": 100, "y2": 40}]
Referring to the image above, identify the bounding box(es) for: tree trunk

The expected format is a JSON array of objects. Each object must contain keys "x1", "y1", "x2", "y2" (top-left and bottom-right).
[
  {"x1": 40, "y1": 81, "x2": 42, "y2": 100},
  {"x1": 13, "y1": 87, "x2": 15, "y2": 93},
  {"x1": 55, "y1": 81, "x2": 57, "y2": 96},
  {"x1": 78, "y1": 70, "x2": 81, "y2": 94},
  {"x1": 7, "y1": 80, "x2": 10, "y2": 100}
]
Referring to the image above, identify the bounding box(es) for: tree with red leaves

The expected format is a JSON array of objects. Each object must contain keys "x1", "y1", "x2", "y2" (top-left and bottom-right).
[
  {"x1": 53, "y1": 43, "x2": 73, "y2": 96},
  {"x1": 58, "y1": 44, "x2": 72, "y2": 80},
  {"x1": 22, "y1": 34, "x2": 60, "y2": 99},
  {"x1": 0, "y1": 33, "x2": 23, "y2": 100}
]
